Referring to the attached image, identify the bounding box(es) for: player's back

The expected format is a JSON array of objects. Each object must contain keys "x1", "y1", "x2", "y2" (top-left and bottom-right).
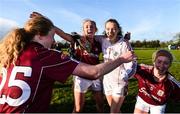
[{"x1": 0, "y1": 42, "x2": 54, "y2": 112}]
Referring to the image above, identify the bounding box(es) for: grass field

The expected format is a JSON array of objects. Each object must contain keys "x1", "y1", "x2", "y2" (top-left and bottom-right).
[{"x1": 48, "y1": 49, "x2": 180, "y2": 113}]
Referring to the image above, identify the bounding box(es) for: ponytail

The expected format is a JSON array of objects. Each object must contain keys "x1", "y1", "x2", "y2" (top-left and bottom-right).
[{"x1": 0, "y1": 28, "x2": 30, "y2": 69}]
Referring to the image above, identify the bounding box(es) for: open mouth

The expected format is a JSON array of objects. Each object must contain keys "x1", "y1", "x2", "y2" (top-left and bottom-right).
[
  {"x1": 87, "y1": 32, "x2": 93, "y2": 35},
  {"x1": 157, "y1": 68, "x2": 165, "y2": 74}
]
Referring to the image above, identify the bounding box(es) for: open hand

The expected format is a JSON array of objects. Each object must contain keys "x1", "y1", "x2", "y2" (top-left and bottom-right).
[
  {"x1": 30, "y1": 12, "x2": 43, "y2": 18},
  {"x1": 124, "y1": 32, "x2": 131, "y2": 41}
]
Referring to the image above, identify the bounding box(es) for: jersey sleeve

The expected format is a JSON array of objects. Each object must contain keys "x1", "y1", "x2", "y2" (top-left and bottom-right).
[
  {"x1": 133, "y1": 64, "x2": 142, "y2": 79},
  {"x1": 95, "y1": 35, "x2": 104, "y2": 44},
  {"x1": 39, "y1": 49, "x2": 79, "y2": 83},
  {"x1": 171, "y1": 84, "x2": 180, "y2": 102},
  {"x1": 120, "y1": 41, "x2": 137, "y2": 79},
  {"x1": 169, "y1": 76, "x2": 180, "y2": 101},
  {"x1": 133, "y1": 64, "x2": 153, "y2": 78},
  {"x1": 126, "y1": 61, "x2": 137, "y2": 79}
]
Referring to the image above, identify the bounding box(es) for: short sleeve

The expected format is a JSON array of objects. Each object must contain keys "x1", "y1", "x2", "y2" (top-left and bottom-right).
[
  {"x1": 39, "y1": 49, "x2": 79, "y2": 83},
  {"x1": 95, "y1": 35, "x2": 104, "y2": 44}
]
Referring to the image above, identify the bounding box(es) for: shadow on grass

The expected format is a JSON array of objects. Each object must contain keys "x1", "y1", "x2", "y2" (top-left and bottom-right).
[{"x1": 48, "y1": 78, "x2": 180, "y2": 113}]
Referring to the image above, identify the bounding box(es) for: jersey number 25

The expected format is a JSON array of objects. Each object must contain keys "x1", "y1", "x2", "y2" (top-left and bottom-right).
[{"x1": 0, "y1": 66, "x2": 32, "y2": 106}]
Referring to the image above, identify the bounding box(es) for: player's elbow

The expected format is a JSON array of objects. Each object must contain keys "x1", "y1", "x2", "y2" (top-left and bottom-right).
[
  {"x1": 88, "y1": 68, "x2": 101, "y2": 80},
  {"x1": 73, "y1": 63, "x2": 102, "y2": 80}
]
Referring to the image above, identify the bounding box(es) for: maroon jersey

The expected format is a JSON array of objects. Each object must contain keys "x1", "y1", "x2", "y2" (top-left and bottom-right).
[
  {"x1": 134, "y1": 64, "x2": 180, "y2": 105},
  {"x1": 0, "y1": 42, "x2": 78, "y2": 113},
  {"x1": 73, "y1": 37, "x2": 102, "y2": 65}
]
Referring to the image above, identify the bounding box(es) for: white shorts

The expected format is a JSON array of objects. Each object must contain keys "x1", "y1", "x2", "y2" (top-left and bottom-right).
[
  {"x1": 103, "y1": 78, "x2": 128, "y2": 97},
  {"x1": 135, "y1": 96, "x2": 166, "y2": 114},
  {"x1": 73, "y1": 76, "x2": 102, "y2": 93}
]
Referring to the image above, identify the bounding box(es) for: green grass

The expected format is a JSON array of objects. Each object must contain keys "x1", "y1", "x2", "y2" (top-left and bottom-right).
[{"x1": 48, "y1": 49, "x2": 180, "y2": 113}]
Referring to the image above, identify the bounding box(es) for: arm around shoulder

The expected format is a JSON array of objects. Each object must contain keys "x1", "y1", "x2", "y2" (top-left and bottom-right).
[{"x1": 72, "y1": 51, "x2": 136, "y2": 80}]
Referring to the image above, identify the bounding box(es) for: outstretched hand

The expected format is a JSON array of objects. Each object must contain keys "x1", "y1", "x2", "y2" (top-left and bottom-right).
[
  {"x1": 120, "y1": 51, "x2": 137, "y2": 63},
  {"x1": 124, "y1": 32, "x2": 131, "y2": 41},
  {"x1": 30, "y1": 12, "x2": 44, "y2": 18}
]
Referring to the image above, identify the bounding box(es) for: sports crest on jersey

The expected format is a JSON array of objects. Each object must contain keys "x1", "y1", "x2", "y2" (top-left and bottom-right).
[{"x1": 157, "y1": 90, "x2": 164, "y2": 97}]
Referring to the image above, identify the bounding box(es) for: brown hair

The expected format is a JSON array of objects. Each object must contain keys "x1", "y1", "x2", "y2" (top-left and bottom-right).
[
  {"x1": 103, "y1": 19, "x2": 123, "y2": 38},
  {"x1": 0, "y1": 16, "x2": 54, "y2": 69},
  {"x1": 82, "y1": 19, "x2": 98, "y2": 32},
  {"x1": 152, "y1": 49, "x2": 173, "y2": 64}
]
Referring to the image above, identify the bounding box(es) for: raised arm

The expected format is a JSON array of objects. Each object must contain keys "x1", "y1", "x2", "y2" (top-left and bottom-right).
[
  {"x1": 124, "y1": 32, "x2": 131, "y2": 41},
  {"x1": 53, "y1": 26, "x2": 74, "y2": 43},
  {"x1": 30, "y1": 12, "x2": 74, "y2": 43},
  {"x1": 73, "y1": 51, "x2": 136, "y2": 80}
]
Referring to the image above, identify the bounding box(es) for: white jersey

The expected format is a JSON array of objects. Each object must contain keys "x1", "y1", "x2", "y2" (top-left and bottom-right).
[
  {"x1": 97, "y1": 36, "x2": 134, "y2": 82},
  {"x1": 95, "y1": 36, "x2": 135, "y2": 96}
]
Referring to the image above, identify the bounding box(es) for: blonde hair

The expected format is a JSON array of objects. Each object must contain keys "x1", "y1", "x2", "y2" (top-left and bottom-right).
[
  {"x1": 82, "y1": 19, "x2": 98, "y2": 32},
  {"x1": 152, "y1": 49, "x2": 173, "y2": 64},
  {"x1": 0, "y1": 16, "x2": 54, "y2": 70}
]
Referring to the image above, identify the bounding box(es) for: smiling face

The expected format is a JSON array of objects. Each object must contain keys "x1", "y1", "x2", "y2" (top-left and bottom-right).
[
  {"x1": 105, "y1": 22, "x2": 119, "y2": 42},
  {"x1": 152, "y1": 49, "x2": 173, "y2": 76},
  {"x1": 154, "y1": 56, "x2": 171, "y2": 75},
  {"x1": 83, "y1": 20, "x2": 97, "y2": 38}
]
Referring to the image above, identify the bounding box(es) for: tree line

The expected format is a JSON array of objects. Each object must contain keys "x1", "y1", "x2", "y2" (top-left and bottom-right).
[{"x1": 54, "y1": 32, "x2": 180, "y2": 49}]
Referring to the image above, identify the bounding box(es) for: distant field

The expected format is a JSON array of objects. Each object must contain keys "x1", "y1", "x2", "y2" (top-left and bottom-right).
[{"x1": 48, "y1": 49, "x2": 180, "y2": 113}]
